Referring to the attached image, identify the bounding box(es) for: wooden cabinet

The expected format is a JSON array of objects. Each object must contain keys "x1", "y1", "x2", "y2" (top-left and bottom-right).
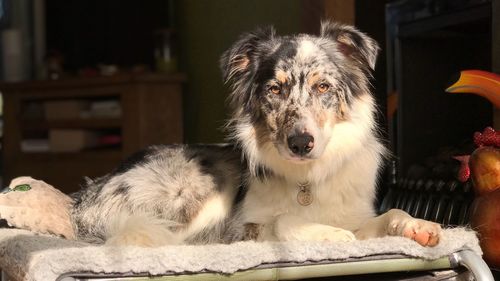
[{"x1": 0, "y1": 73, "x2": 185, "y2": 193}]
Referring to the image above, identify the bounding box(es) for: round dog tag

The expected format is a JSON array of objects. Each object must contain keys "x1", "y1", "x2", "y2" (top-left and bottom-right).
[
  {"x1": 297, "y1": 182, "x2": 312, "y2": 206},
  {"x1": 297, "y1": 189, "x2": 312, "y2": 206}
]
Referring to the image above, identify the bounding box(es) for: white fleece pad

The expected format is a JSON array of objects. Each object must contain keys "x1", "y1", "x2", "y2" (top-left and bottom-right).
[{"x1": 0, "y1": 228, "x2": 481, "y2": 281}]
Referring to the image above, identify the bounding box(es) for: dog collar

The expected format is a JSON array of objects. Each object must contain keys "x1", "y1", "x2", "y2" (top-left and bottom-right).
[{"x1": 297, "y1": 181, "x2": 312, "y2": 206}]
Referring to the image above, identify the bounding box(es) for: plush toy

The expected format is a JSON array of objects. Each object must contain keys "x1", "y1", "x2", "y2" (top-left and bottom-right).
[{"x1": 0, "y1": 176, "x2": 75, "y2": 239}]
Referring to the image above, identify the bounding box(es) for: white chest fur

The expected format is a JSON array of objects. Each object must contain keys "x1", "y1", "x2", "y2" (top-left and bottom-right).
[
  {"x1": 241, "y1": 147, "x2": 381, "y2": 232},
  {"x1": 242, "y1": 178, "x2": 373, "y2": 232}
]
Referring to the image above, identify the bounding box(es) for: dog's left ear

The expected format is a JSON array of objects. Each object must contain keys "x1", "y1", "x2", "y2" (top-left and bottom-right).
[{"x1": 320, "y1": 21, "x2": 379, "y2": 70}]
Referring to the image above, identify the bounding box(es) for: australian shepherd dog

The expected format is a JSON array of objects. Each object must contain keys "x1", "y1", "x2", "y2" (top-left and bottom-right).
[{"x1": 71, "y1": 21, "x2": 441, "y2": 247}]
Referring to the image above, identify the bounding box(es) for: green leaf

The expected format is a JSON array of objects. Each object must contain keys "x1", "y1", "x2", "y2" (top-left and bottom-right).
[{"x1": 13, "y1": 184, "x2": 31, "y2": 192}]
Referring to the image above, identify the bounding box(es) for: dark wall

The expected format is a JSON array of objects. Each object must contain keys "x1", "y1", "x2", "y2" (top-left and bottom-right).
[
  {"x1": 355, "y1": 0, "x2": 391, "y2": 135},
  {"x1": 175, "y1": 0, "x2": 303, "y2": 143}
]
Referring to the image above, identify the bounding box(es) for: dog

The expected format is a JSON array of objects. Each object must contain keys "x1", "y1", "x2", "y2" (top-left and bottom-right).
[{"x1": 70, "y1": 21, "x2": 442, "y2": 247}]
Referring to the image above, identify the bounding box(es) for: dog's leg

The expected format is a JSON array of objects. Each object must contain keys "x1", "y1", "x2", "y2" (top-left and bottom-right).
[
  {"x1": 269, "y1": 214, "x2": 356, "y2": 242},
  {"x1": 354, "y1": 209, "x2": 442, "y2": 247},
  {"x1": 105, "y1": 213, "x2": 181, "y2": 247}
]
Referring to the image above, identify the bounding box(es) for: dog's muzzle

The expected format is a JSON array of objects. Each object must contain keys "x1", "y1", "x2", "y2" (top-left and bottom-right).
[{"x1": 287, "y1": 133, "x2": 314, "y2": 157}]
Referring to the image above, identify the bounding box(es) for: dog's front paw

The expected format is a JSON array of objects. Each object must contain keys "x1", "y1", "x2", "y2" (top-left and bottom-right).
[
  {"x1": 299, "y1": 224, "x2": 356, "y2": 242},
  {"x1": 388, "y1": 214, "x2": 442, "y2": 247}
]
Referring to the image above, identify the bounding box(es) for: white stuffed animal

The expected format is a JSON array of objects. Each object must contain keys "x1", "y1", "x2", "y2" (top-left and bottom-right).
[{"x1": 0, "y1": 176, "x2": 75, "y2": 239}]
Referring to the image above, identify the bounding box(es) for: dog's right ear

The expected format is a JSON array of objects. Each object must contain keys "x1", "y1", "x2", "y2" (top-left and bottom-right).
[{"x1": 220, "y1": 27, "x2": 275, "y2": 84}]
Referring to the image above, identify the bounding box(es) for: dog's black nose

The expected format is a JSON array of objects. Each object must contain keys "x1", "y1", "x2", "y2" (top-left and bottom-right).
[{"x1": 287, "y1": 133, "x2": 314, "y2": 156}]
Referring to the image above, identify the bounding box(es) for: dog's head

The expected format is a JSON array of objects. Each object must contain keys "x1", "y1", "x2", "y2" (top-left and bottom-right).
[{"x1": 221, "y1": 21, "x2": 379, "y2": 173}]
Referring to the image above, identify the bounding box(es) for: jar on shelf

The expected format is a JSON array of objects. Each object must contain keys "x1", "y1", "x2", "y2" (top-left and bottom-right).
[{"x1": 154, "y1": 29, "x2": 177, "y2": 74}]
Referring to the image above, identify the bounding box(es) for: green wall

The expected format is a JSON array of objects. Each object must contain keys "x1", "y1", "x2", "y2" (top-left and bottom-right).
[{"x1": 175, "y1": 0, "x2": 302, "y2": 143}]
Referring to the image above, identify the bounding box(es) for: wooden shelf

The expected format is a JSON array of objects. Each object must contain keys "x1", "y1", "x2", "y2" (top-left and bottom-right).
[
  {"x1": 0, "y1": 72, "x2": 187, "y2": 91},
  {"x1": 1, "y1": 73, "x2": 184, "y2": 193},
  {"x1": 19, "y1": 149, "x2": 122, "y2": 161},
  {"x1": 21, "y1": 118, "x2": 122, "y2": 130}
]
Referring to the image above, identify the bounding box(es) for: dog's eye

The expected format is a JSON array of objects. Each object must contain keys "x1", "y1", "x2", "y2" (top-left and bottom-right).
[
  {"x1": 269, "y1": 85, "x2": 281, "y2": 95},
  {"x1": 317, "y1": 83, "x2": 330, "y2": 94}
]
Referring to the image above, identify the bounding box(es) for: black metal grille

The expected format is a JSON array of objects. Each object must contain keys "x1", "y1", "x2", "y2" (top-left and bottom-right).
[{"x1": 379, "y1": 179, "x2": 474, "y2": 226}]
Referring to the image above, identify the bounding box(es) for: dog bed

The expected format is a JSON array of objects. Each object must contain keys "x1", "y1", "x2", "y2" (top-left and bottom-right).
[{"x1": 0, "y1": 227, "x2": 493, "y2": 281}]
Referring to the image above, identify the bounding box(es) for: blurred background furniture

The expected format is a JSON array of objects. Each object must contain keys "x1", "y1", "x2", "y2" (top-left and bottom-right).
[
  {"x1": 0, "y1": 73, "x2": 184, "y2": 193},
  {"x1": 385, "y1": 0, "x2": 496, "y2": 178}
]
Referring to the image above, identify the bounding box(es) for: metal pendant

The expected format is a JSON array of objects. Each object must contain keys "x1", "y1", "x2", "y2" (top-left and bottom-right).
[{"x1": 297, "y1": 182, "x2": 312, "y2": 206}]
